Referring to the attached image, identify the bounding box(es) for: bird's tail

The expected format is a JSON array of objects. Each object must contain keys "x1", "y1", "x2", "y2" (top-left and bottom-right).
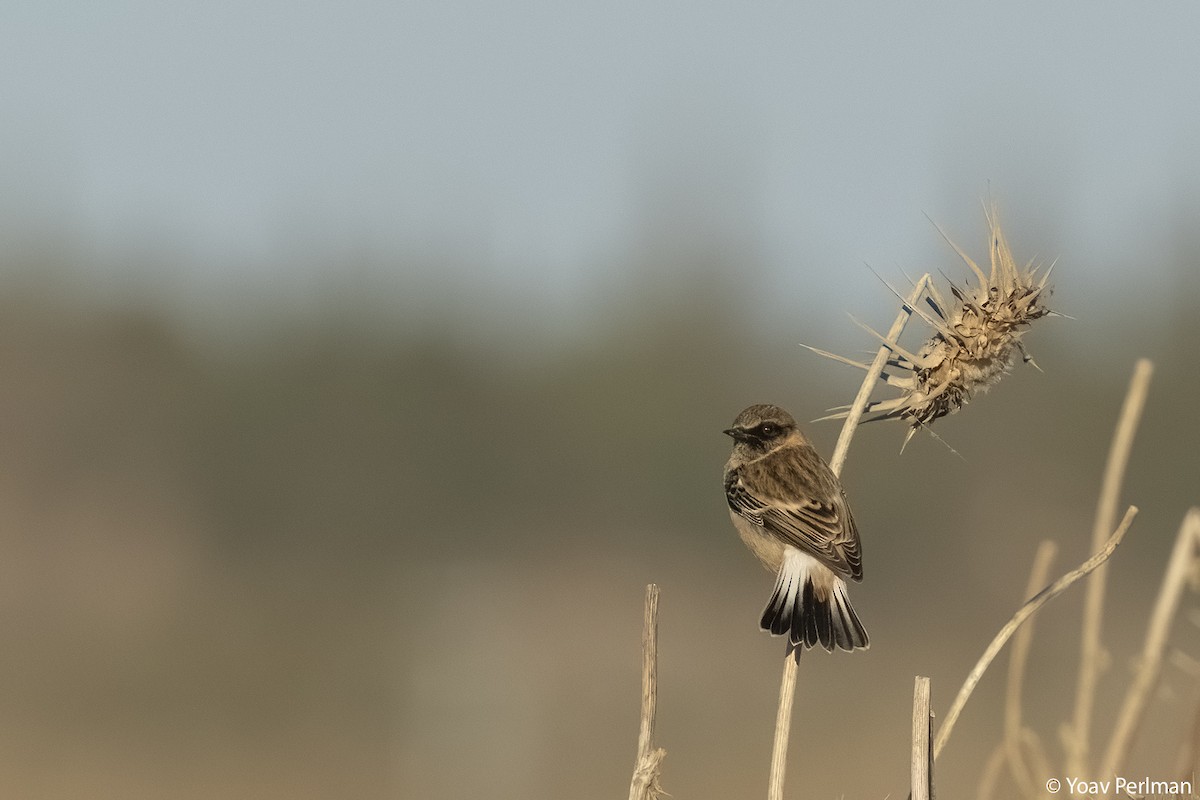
[{"x1": 761, "y1": 553, "x2": 868, "y2": 658}]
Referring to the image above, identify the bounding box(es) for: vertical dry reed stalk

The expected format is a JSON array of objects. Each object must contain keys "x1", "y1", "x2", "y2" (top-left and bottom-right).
[
  {"x1": 1067, "y1": 358, "x2": 1154, "y2": 775},
  {"x1": 976, "y1": 541, "x2": 1057, "y2": 800},
  {"x1": 1173, "y1": 651, "x2": 1200, "y2": 782},
  {"x1": 1004, "y1": 541, "x2": 1058, "y2": 798},
  {"x1": 912, "y1": 676, "x2": 934, "y2": 800},
  {"x1": 1100, "y1": 508, "x2": 1200, "y2": 778},
  {"x1": 628, "y1": 584, "x2": 666, "y2": 800}
]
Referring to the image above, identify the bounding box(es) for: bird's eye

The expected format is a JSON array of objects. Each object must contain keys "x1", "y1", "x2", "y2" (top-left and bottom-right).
[{"x1": 759, "y1": 424, "x2": 776, "y2": 437}]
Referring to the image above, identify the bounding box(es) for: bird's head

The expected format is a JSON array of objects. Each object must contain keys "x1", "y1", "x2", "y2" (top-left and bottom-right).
[{"x1": 724, "y1": 404, "x2": 799, "y2": 456}]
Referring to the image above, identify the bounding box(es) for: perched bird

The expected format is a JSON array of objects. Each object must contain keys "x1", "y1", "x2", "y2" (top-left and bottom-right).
[{"x1": 723, "y1": 404, "x2": 868, "y2": 657}]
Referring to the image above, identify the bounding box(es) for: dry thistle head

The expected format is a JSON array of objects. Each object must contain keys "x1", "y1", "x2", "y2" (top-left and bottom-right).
[{"x1": 812, "y1": 207, "x2": 1057, "y2": 449}]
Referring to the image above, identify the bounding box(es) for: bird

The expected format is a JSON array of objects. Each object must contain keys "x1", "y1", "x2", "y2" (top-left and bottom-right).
[{"x1": 723, "y1": 403, "x2": 868, "y2": 657}]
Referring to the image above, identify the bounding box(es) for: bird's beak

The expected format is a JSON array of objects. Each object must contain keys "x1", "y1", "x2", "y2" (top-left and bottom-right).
[{"x1": 723, "y1": 428, "x2": 740, "y2": 440}]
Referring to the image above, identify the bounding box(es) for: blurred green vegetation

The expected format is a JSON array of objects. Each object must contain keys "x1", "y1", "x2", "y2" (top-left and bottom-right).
[{"x1": 0, "y1": 220, "x2": 1197, "y2": 799}]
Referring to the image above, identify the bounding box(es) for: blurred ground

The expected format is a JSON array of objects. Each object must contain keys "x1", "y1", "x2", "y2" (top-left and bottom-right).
[{"x1": 0, "y1": 218, "x2": 1197, "y2": 799}]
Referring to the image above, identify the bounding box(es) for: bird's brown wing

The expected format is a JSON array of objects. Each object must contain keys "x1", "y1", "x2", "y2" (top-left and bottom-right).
[{"x1": 725, "y1": 445, "x2": 863, "y2": 580}]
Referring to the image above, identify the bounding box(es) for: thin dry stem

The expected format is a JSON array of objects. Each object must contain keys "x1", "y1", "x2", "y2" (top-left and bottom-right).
[
  {"x1": 1173, "y1": 687, "x2": 1200, "y2": 782},
  {"x1": 1100, "y1": 508, "x2": 1200, "y2": 779},
  {"x1": 933, "y1": 506, "x2": 1139, "y2": 761},
  {"x1": 767, "y1": 275, "x2": 932, "y2": 800},
  {"x1": 629, "y1": 584, "x2": 666, "y2": 800},
  {"x1": 979, "y1": 730, "x2": 1056, "y2": 800},
  {"x1": 1005, "y1": 541, "x2": 1058, "y2": 798},
  {"x1": 1067, "y1": 358, "x2": 1154, "y2": 775},
  {"x1": 1016, "y1": 729, "x2": 1055, "y2": 798},
  {"x1": 912, "y1": 676, "x2": 933, "y2": 800},
  {"x1": 978, "y1": 741, "x2": 1009, "y2": 800},
  {"x1": 1173, "y1": 645, "x2": 1200, "y2": 781},
  {"x1": 767, "y1": 658, "x2": 797, "y2": 800},
  {"x1": 829, "y1": 274, "x2": 931, "y2": 474}
]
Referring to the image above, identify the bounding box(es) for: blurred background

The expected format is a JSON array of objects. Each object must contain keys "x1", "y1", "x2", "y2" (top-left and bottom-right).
[{"x1": 2, "y1": 2, "x2": 1199, "y2": 798}]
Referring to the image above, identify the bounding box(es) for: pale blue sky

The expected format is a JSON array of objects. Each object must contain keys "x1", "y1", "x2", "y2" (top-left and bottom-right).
[{"x1": 3, "y1": 2, "x2": 1199, "y2": 328}]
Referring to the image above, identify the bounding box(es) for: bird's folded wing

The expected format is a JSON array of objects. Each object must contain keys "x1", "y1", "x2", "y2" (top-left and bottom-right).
[{"x1": 725, "y1": 467, "x2": 862, "y2": 580}]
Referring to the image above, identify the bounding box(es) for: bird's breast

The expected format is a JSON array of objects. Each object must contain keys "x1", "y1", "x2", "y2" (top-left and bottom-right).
[{"x1": 728, "y1": 511, "x2": 785, "y2": 572}]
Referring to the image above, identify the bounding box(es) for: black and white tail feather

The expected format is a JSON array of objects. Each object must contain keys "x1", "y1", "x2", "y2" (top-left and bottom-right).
[{"x1": 763, "y1": 550, "x2": 869, "y2": 659}]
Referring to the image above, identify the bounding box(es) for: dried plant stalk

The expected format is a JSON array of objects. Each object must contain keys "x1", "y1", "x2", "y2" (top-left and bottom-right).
[
  {"x1": 933, "y1": 505, "x2": 1139, "y2": 760},
  {"x1": 1173, "y1": 683, "x2": 1200, "y2": 782},
  {"x1": 912, "y1": 676, "x2": 934, "y2": 800},
  {"x1": 1004, "y1": 541, "x2": 1057, "y2": 798},
  {"x1": 977, "y1": 741, "x2": 1009, "y2": 800},
  {"x1": 1066, "y1": 358, "x2": 1154, "y2": 776},
  {"x1": 766, "y1": 657, "x2": 797, "y2": 800},
  {"x1": 970, "y1": 540, "x2": 1056, "y2": 800},
  {"x1": 978, "y1": 730, "x2": 1054, "y2": 800},
  {"x1": 628, "y1": 584, "x2": 666, "y2": 800},
  {"x1": 829, "y1": 273, "x2": 932, "y2": 470},
  {"x1": 1100, "y1": 508, "x2": 1200, "y2": 779}
]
